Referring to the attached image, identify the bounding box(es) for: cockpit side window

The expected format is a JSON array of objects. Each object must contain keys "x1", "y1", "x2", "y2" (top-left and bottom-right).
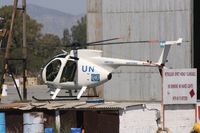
[
  {"x1": 60, "y1": 60, "x2": 77, "y2": 82},
  {"x1": 46, "y1": 59, "x2": 61, "y2": 81}
]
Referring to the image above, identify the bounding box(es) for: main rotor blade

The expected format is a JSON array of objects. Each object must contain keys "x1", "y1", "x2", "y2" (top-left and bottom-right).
[
  {"x1": 86, "y1": 40, "x2": 160, "y2": 46},
  {"x1": 65, "y1": 38, "x2": 121, "y2": 48},
  {"x1": 86, "y1": 37, "x2": 120, "y2": 45}
]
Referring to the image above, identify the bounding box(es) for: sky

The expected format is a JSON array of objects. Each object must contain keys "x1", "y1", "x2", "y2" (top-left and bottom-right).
[{"x1": 0, "y1": 0, "x2": 86, "y2": 15}]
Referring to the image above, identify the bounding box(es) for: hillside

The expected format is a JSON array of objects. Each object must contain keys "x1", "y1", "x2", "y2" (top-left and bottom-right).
[{"x1": 27, "y1": 4, "x2": 83, "y2": 37}]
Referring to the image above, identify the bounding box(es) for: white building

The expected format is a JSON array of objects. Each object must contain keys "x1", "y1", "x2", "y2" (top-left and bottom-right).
[{"x1": 87, "y1": 0, "x2": 195, "y2": 101}]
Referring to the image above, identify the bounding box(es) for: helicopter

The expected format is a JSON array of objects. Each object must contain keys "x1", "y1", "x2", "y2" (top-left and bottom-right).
[{"x1": 41, "y1": 38, "x2": 183, "y2": 100}]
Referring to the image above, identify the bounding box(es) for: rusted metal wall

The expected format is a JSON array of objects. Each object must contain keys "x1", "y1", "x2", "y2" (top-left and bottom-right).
[
  {"x1": 43, "y1": 111, "x2": 55, "y2": 129},
  {"x1": 6, "y1": 111, "x2": 23, "y2": 133},
  {"x1": 60, "y1": 111, "x2": 77, "y2": 132},
  {"x1": 83, "y1": 111, "x2": 119, "y2": 133},
  {"x1": 87, "y1": 0, "x2": 192, "y2": 101},
  {"x1": 43, "y1": 110, "x2": 119, "y2": 133}
]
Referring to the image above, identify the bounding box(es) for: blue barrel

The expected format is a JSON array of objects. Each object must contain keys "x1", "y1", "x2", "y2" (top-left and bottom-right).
[
  {"x1": 70, "y1": 128, "x2": 81, "y2": 133},
  {"x1": 0, "y1": 113, "x2": 6, "y2": 133},
  {"x1": 45, "y1": 128, "x2": 54, "y2": 133}
]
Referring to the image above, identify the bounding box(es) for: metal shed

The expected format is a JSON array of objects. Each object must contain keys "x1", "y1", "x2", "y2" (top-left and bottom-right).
[
  {"x1": 0, "y1": 101, "x2": 144, "y2": 133},
  {"x1": 87, "y1": 0, "x2": 193, "y2": 101},
  {"x1": 0, "y1": 101, "x2": 196, "y2": 133}
]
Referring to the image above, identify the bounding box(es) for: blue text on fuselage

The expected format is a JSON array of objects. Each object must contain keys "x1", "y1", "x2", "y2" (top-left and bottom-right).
[{"x1": 82, "y1": 65, "x2": 94, "y2": 72}]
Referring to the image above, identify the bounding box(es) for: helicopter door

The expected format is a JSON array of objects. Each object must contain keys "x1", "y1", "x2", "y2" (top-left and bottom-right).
[
  {"x1": 60, "y1": 60, "x2": 77, "y2": 82},
  {"x1": 46, "y1": 59, "x2": 62, "y2": 82}
]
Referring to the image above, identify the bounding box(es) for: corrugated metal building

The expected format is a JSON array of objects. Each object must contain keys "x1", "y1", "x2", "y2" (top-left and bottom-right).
[
  {"x1": 87, "y1": 0, "x2": 195, "y2": 101},
  {"x1": 0, "y1": 101, "x2": 143, "y2": 133},
  {"x1": 0, "y1": 102, "x2": 195, "y2": 133}
]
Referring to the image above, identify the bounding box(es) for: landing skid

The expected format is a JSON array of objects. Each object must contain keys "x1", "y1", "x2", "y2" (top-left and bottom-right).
[
  {"x1": 32, "y1": 96, "x2": 77, "y2": 101},
  {"x1": 56, "y1": 95, "x2": 99, "y2": 98},
  {"x1": 32, "y1": 95, "x2": 99, "y2": 102}
]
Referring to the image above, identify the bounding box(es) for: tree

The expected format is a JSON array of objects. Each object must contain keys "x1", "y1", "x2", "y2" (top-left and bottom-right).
[
  {"x1": 36, "y1": 33, "x2": 61, "y2": 58},
  {"x1": 62, "y1": 16, "x2": 86, "y2": 47},
  {"x1": 27, "y1": 33, "x2": 62, "y2": 74},
  {"x1": 0, "y1": 6, "x2": 43, "y2": 48},
  {"x1": 71, "y1": 16, "x2": 86, "y2": 44},
  {"x1": 0, "y1": 6, "x2": 43, "y2": 75},
  {"x1": 62, "y1": 28, "x2": 71, "y2": 46},
  {"x1": 0, "y1": 6, "x2": 65, "y2": 76}
]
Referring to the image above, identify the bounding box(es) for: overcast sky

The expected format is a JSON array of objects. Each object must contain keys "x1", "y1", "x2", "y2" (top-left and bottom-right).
[{"x1": 0, "y1": 0, "x2": 86, "y2": 15}]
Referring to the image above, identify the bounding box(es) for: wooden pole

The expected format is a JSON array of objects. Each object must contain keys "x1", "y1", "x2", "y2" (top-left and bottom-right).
[
  {"x1": 22, "y1": 0, "x2": 27, "y2": 100},
  {"x1": 22, "y1": 0, "x2": 27, "y2": 58},
  {"x1": 5, "y1": 0, "x2": 18, "y2": 59}
]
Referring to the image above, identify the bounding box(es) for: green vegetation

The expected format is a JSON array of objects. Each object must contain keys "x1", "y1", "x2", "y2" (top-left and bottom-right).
[
  {"x1": 0, "y1": 6, "x2": 86, "y2": 77},
  {"x1": 71, "y1": 16, "x2": 87, "y2": 44},
  {"x1": 62, "y1": 16, "x2": 87, "y2": 47}
]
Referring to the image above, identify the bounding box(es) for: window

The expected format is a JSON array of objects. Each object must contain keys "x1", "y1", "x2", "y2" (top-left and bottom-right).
[
  {"x1": 46, "y1": 59, "x2": 61, "y2": 81},
  {"x1": 60, "y1": 60, "x2": 77, "y2": 82}
]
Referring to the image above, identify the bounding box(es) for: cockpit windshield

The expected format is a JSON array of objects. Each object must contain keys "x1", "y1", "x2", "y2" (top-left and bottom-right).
[
  {"x1": 46, "y1": 59, "x2": 61, "y2": 81},
  {"x1": 60, "y1": 60, "x2": 77, "y2": 82}
]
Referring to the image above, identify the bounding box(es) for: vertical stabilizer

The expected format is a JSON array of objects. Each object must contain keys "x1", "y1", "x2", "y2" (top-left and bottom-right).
[{"x1": 157, "y1": 38, "x2": 182, "y2": 66}]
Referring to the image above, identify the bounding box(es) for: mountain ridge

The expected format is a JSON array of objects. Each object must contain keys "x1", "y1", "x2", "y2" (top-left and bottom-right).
[{"x1": 27, "y1": 4, "x2": 84, "y2": 38}]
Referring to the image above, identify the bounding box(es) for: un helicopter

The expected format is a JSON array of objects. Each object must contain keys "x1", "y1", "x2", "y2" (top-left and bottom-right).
[{"x1": 38, "y1": 38, "x2": 182, "y2": 100}]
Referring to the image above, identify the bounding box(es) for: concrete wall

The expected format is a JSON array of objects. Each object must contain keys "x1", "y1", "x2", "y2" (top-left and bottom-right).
[
  {"x1": 165, "y1": 104, "x2": 196, "y2": 133},
  {"x1": 120, "y1": 104, "x2": 159, "y2": 133},
  {"x1": 119, "y1": 104, "x2": 195, "y2": 133},
  {"x1": 87, "y1": 0, "x2": 192, "y2": 101}
]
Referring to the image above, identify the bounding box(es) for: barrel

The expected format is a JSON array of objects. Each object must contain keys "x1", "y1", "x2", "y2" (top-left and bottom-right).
[
  {"x1": 23, "y1": 112, "x2": 44, "y2": 133},
  {"x1": 45, "y1": 128, "x2": 54, "y2": 133},
  {"x1": 70, "y1": 128, "x2": 82, "y2": 133},
  {"x1": 0, "y1": 113, "x2": 6, "y2": 133}
]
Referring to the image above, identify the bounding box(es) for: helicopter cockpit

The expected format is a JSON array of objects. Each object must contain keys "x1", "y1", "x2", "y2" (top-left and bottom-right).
[{"x1": 44, "y1": 58, "x2": 77, "y2": 83}]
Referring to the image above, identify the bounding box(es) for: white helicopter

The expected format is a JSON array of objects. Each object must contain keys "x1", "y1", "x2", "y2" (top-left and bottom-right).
[{"x1": 40, "y1": 38, "x2": 183, "y2": 100}]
